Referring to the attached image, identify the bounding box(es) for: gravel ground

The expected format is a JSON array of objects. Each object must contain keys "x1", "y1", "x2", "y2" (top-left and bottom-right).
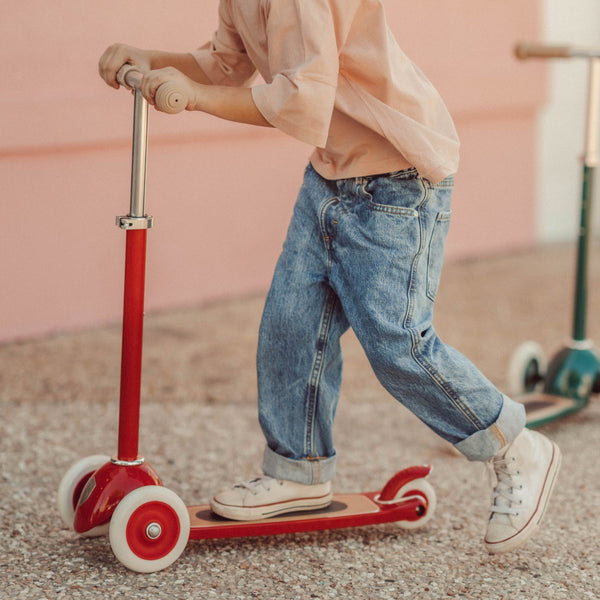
[{"x1": 1, "y1": 243, "x2": 600, "y2": 599}]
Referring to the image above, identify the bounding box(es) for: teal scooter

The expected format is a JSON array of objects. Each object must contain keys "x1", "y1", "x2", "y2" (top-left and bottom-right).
[{"x1": 507, "y1": 42, "x2": 600, "y2": 427}]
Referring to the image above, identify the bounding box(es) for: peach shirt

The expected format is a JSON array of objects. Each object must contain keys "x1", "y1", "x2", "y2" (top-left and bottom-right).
[{"x1": 192, "y1": 0, "x2": 459, "y2": 183}]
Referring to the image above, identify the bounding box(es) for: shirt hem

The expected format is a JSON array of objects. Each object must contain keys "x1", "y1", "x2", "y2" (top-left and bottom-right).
[{"x1": 252, "y1": 86, "x2": 329, "y2": 148}]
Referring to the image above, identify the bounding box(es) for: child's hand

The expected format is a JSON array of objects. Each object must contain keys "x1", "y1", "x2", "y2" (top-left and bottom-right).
[
  {"x1": 99, "y1": 44, "x2": 152, "y2": 89},
  {"x1": 139, "y1": 67, "x2": 196, "y2": 112}
]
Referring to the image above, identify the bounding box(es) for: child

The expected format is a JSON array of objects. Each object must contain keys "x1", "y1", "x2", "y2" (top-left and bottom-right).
[{"x1": 99, "y1": 0, "x2": 561, "y2": 554}]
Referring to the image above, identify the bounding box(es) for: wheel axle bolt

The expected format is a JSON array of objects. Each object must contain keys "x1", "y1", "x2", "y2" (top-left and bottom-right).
[{"x1": 146, "y1": 523, "x2": 162, "y2": 540}]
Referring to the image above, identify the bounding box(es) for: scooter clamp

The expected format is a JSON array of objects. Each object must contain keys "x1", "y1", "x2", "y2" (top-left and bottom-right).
[{"x1": 116, "y1": 215, "x2": 154, "y2": 230}]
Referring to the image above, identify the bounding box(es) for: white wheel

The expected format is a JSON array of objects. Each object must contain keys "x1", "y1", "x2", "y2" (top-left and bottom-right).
[
  {"x1": 507, "y1": 341, "x2": 547, "y2": 396},
  {"x1": 396, "y1": 479, "x2": 437, "y2": 530},
  {"x1": 109, "y1": 486, "x2": 190, "y2": 573},
  {"x1": 57, "y1": 455, "x2": 110, "y2": 535}
]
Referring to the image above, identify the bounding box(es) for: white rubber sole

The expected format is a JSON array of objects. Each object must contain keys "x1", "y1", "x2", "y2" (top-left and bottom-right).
[{"x1": 210, "y1": 492, "x2": 334, "y2": 521}]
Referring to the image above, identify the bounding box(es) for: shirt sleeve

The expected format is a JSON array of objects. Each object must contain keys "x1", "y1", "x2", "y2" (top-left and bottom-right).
[
  {"x1": 251, "y1": 0, "x2": 339, "y2": 148},
  {"x1": 190, "y1": 1, "x2": 257, "y2": 87}
]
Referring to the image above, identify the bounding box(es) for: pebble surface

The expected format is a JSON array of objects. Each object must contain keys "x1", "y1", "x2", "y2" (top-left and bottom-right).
[{"x1": 1, "y1": 244, "x2": 599, "y2": 598}]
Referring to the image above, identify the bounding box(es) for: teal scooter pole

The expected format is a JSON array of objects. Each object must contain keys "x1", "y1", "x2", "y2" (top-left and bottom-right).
[{"x1": 509, "y1": 43, "x2": 600, "y2": 427}]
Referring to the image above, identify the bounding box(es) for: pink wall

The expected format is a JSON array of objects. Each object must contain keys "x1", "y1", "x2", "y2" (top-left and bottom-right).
[{"x1": 1, "y1": 1, "x2": 545, "y2": 342}]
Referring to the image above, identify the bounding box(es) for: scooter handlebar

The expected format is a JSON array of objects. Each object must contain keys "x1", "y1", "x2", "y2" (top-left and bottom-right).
[
  {"x1": 116, "y1": 63, "x2": 141, "y2": 89},
  {"x1": 515, "y1": 42, "x2": 600, "y2": 60},
  {"x1": 515, "y1": 43, "x2": 571, "y2": 59},
  {"x1": 116, "y1": 64, "x2": 187, "y2": 114}
]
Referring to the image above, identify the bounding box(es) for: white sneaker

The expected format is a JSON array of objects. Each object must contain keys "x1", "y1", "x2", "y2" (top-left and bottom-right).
[
  {"x1": 485, "y1": 428, "x2": 561, "y2": 554},
  {"x1": 210, "y1": 475, "x2": 333, "y2": 521}
]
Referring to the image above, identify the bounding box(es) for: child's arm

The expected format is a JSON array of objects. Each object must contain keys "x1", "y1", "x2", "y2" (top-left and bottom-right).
[
  {"x1": 99, "y1": 44, "x2": 212, "y2": 89},
  {"x1": 99, "y1": 43, "x2": 270, "y2": 127},
  {"x1": 139, "y1": 67, "x2": 271, "y2": 127}
]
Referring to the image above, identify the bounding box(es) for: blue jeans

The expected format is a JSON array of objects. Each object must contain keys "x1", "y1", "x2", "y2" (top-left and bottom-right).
[{"x1": 258, "y1": 164, "x2": 525, "y2": 484}]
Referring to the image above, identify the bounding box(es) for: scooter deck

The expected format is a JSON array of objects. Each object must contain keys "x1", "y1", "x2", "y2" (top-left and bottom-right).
[
  {"x1": 520, "y1": 392, "x2": 587, "y2": 428},
  {"x1": 188, "y1": 491, "x2": 424, "y2": 540}
]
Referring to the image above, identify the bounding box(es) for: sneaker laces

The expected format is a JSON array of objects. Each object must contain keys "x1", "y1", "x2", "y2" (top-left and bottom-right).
[
  {"x1": 233, "y1": 475, "x2": 279, "y2": 497},
  {"x1": 487, "y1": 455, "x2": 524, "y2": 517}
]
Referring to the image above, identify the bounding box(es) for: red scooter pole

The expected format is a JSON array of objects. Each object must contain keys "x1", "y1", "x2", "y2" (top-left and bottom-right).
[{"x1": 117, "y1": 228, "x2": 147, "y2": 461}]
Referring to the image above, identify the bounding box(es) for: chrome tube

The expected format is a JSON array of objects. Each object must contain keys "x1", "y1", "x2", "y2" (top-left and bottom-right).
[{"x1": 129, "y1": 86, "x2": 149, "y2": 218}]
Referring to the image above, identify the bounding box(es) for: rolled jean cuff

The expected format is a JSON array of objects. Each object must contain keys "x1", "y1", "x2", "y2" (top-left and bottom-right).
[
  {"x1": 262, "y1": 446, "x2": 336, "y2": 485},
  {"x1": 453, "y1": 395, "x2": 526, "y2": 461}
]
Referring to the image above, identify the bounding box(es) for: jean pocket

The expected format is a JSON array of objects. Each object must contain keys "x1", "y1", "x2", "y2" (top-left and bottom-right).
[
  {"x1": 365, "y1": 174, "x2": 425, "y2": 216},
  {"x1": 426, "y1": 211, "x2": 452, "y2": 302}
]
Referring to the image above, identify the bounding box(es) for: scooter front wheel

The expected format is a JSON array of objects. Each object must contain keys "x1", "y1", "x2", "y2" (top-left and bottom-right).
[
  {"x1": 109, "y1": 485, "x2": 190, "y2": 573},
  {"x1": 57, "y1": 454, "x2": 110, "y2": 535},
  {"x1": 507, "y1": 341, "x2": 547, "y2": 396}
]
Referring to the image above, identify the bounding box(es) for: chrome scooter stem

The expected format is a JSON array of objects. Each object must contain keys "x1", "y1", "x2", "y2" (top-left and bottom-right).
[
  {"x1": 130, "y1": 85, "x2": 149, "y2": 218},
  {"x1": 584, "y1": 58, "x2": 599, "y2": 169},
  {"x1": 116, "y1": 66, "x2": 154, "y2": 230}
]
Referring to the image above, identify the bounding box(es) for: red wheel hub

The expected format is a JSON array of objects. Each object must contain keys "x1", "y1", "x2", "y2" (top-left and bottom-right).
[{"x1": 126, "y1": 501, "x2": 181, "y2": 560}]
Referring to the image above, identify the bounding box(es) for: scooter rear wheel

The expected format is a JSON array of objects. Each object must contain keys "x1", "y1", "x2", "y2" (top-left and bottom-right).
[
  {"x1": 397, "y1": 479, "x2": 436, "y2": 529},
  {"x1": 382, "y1": 478, "x2": 437, "y2": 530}
]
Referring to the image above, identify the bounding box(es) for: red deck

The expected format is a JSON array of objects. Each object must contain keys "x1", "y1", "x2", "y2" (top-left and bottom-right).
[{"x1": 188, "y1": 492, "x2": 425, "y2": 540}]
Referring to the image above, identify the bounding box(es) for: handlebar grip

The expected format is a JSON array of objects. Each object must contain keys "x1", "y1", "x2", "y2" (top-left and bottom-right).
[
  {"x1": 154, "y1": 82, "x2": 187, "y2": 114},
  {"x1": 115, "y1": 64, "x2": 187, "y2": 114},
  {"x1": 515, "y1": 43, "x2": 572, "y2": 60}
]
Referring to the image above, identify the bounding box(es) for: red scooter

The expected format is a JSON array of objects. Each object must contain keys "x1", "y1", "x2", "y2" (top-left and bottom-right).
[{"x1": 57, "y1": 66, "x2": 436, "y2": 573}]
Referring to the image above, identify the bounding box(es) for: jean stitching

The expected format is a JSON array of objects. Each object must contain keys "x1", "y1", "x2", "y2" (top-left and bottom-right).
[
  {"x1": 319, "y1": 197, "x2": 339, "y2": 253},
  {"x1": 304, "y1": 289, "x2": 338, "y2": 457},
  {"x1": 403, "y1": 177, "x2": 429, "y2": 330},
  {"x1": 490, "y1": 424, "x2": 507, "y2": 448},
  {"x1": 426, "y1": 210, "x2": 452, "y2": 302},
  {"x1": 404, "y1": 182, "x2": 483, "y2": 429},
  {"x1": 411, "y1": 339, "x2": 484, "y2": 430},
  {"x1": 368, "y1": 203, "x2": 419, "y2": 217},
  {"x1": 363, "y1": 176, "x2": 421, "y2": 217}
]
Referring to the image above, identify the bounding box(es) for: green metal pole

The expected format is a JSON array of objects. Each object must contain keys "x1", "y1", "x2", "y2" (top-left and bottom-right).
[
  {"x1": 572, "y1": 164, "x2": 594, "y2": 341},
  {"x1": 572, "y1": 57, "x2": 599, "y2": 342}
]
